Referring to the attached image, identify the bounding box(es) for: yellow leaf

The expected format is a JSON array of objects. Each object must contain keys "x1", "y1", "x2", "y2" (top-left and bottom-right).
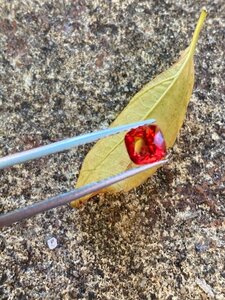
[{"x1": 71, "y1": 10, "x2": 207, "y2": 207}]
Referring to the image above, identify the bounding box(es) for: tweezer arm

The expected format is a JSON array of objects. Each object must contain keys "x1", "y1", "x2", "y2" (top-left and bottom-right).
[
  {"x1": 0, "y1": 159, "x2": 168, "y2": 228},
  {"x1": 0, "y1": 119, "x2": 155, "y2": 169}
]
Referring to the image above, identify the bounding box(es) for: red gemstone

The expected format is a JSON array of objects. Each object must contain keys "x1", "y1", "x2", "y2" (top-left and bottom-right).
[{"x1": 124, "y1": 124, "x2": 166, "y2": 165}]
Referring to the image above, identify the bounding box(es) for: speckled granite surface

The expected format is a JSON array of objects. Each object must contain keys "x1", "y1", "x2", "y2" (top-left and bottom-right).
[{"x1": 0, "y1": 1, "x2": 224, "y2": 299}]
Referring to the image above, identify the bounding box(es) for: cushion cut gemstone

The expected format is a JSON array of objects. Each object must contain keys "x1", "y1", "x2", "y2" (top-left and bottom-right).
[{"x1": 124, "y1": 124, "x2": 166, "y2": 165}]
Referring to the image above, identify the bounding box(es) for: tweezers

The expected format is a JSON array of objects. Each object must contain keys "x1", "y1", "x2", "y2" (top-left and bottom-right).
[{"x1": 0, "y1": 119, "x2": 168, "y2": 227}]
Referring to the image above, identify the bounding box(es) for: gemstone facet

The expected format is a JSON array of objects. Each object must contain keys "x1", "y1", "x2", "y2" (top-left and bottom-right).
[{"x1": 124, "y1": 124, "x2": 166, "y2": 165}]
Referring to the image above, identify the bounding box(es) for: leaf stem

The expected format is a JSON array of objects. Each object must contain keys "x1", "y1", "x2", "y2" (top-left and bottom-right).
[{"x1": 189, "y1": 9, "x2": 207, "y2": 56}]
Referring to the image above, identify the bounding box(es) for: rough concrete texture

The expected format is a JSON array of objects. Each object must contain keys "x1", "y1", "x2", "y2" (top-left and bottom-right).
[{"x1": 0, "y1": 0, "x2": 224, "y2": 299}]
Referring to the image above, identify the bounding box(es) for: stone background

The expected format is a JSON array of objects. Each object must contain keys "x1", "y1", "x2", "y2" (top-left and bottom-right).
[{"x1": 0, "y1": 0, "x2": 224, "y2": 299}]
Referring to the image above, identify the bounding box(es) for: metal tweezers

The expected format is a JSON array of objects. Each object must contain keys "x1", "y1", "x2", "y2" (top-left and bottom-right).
[{"x1": 0, "y1": 119, "x2": 168, "y2": 228}]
